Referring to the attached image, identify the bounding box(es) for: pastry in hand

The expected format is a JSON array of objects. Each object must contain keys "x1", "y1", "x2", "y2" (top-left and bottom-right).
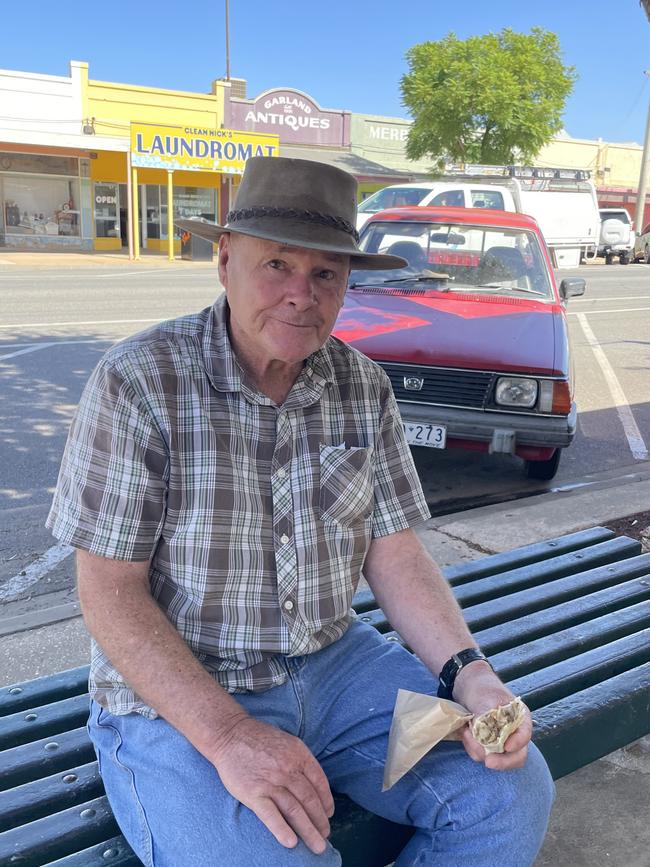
[{"x1": 470, "y1": 697, "x2": 527, "y2": 754}]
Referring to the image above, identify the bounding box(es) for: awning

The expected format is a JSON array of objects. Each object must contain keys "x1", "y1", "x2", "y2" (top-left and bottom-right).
[
  {"x1": 0, "y1": 130, "x2": 129, "y2": 155},
  {"x1": 279, "y1": 145, "x2": 415, "y2": 182}
]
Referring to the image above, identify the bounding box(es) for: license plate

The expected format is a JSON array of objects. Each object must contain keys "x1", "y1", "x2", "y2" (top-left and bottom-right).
[{"x1": 403, "y1": 422, "x2": 447, "y2": 449}]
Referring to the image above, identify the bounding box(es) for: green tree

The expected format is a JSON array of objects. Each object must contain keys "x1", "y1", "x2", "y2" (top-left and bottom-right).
[{"x1": 401, "y1": 28, "x2": 577, "y2": 168}]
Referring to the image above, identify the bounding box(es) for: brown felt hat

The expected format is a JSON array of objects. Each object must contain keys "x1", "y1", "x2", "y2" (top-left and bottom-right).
[{"x1": 175, "y1": 156, "x2": 407, "y2": 270}]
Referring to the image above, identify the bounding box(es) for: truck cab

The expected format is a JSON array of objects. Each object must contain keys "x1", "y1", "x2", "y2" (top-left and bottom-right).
[{"x1": 357, "y1": 182, "x2": 515, "y2": 232}]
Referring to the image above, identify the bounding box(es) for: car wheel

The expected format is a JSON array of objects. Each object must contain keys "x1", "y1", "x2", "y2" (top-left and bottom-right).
[
  {"x1": 525, "y1": 449, "x2": 562, "y2": 481},
  {"x1": 620, "y1": 252, "x2": 630, "y2": 265}
]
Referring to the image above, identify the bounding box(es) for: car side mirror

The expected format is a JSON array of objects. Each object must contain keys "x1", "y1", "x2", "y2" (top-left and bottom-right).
[{"x1": 559, "y1": 277, "x2": 586, "y2": 301}]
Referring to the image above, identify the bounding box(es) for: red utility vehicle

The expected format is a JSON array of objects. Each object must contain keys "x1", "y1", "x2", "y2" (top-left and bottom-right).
[{"x1": 334, "y1": 206, "x2": 586, "y2": 479}]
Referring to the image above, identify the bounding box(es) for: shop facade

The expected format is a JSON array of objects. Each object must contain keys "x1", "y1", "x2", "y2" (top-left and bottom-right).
[
  {"x1": 123, "y1": 123, "x2": 279, "y2": 258},
  {"x1": 0, "y1": 62, "x2": 125, "y2": 251},
  {"x1": 350, "y1": 114, "x2": 431, "y2": 182}
]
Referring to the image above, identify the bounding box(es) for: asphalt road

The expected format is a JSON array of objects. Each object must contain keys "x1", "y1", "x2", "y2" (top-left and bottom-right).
[{"x1": 1, "y1": 258, "x2": 649, "y2": 630}]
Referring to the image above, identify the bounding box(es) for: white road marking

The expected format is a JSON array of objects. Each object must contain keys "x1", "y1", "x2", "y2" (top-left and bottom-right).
[
  {"x1": 572, "y1": 295, "x2": 650, "y2": 302},
  {"x1": 567, "y1": 306, "x2": 650, "y2": 315},
  {"x1": 0, "y1": 318, "x2": 162, "y2": 330},
  {"x1": 0, "y1": 340, "x2": 101, "y2": 361},
  {"x1": 0, "y1": 543, "x2": 74, "y2": 602},
  {"x1": 577, "y1": 313, "x2": 649, "y2": 461}
]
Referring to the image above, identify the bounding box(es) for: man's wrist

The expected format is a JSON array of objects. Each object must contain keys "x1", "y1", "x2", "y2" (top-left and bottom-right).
[
  {"x1": 202, "y1": 707, "x2": 250, "y2": 764},
  {"x1": 437, "y1": 648, "x2": 493, "y2": 700},
  {"x1": 452, "y1": 659, "x2": 495, "y2": 697}
]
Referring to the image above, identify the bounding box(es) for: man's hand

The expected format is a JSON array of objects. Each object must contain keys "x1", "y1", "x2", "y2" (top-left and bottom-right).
[
  {"x1": 452, "y1": 662, "x2": 533, "y2": 771},
  {"x1": 210, "y1": 716, "x2": 334, "y2": 854}
]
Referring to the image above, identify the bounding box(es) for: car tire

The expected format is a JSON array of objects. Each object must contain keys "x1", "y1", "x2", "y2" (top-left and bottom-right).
[
  {"x1": 620, "y1": 252, "x2": 630, "y2": 265},
  {"x1": 525, "y1": 449, "x2": 561, "y2": 481}
]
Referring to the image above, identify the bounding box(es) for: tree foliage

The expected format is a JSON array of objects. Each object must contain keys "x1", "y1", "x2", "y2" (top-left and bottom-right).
[{"x1": 401, "y1": 28, "x2": 577, "y2": 167}]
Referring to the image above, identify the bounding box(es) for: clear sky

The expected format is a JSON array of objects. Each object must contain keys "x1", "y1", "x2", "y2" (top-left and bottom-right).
[{"x1": 4, "y1": 0, "x2": 650, "y2": 145}]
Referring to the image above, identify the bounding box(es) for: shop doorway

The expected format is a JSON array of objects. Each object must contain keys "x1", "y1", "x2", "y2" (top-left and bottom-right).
[{"x1": 118, "y1": 184, "x2": 144, "y2": 249}]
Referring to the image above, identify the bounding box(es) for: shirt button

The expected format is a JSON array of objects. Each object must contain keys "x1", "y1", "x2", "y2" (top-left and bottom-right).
[
  {"x1": 277, "y1": 467, "x2": 287, "y2": 479},
  {"x1": 280, "y1": 533, "x2": 290, "y2": 544},
  {"x1": 284, "y1": 600, "x2": 294, "y2": 611}
]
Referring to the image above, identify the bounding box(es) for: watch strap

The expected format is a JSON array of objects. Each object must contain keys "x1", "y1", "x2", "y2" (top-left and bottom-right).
[{"x1": 437, "y1": 648, "x2": 491, "y2": 700}]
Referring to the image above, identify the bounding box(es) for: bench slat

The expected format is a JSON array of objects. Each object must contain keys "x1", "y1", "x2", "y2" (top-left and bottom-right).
[
  {"x1": 474, "y1": 576, "x2": 650, "y2": 654},
  {"x1": 0, "y1": 761, "x2": 102, "y2": 833},
  {"x1": 0, "y1": 667, "x2": 90, "y2": 718},
  {"x1": 490, "y1": 601, "x2": 650, "y2": 680},
  {"x1": 0, "y1": 794, "x2": 119, "y2": 866},
  {"x1": 0, "y1": 728, "x2": 95, "y2": 792},
  {"x1": 453, "y1": 538, "x2": 643, "y2": 607},
  {"x1": 506, "y1": 627, "x2": 650, "y2": 709},
  {"x1": 0, "y1": 694, "x2": 90, "y2": 752},
  {"x1": 533, "y1": 661, "x2": 650, "y2": 778},
  {"x1": 443, "y1": 526, "x2": 616, "y2": 585},
  {"x1": 463, "y1": 556, "x2": 650, "y2": 631},
  {"x1": 44, "y1": 834, "x2": 139, "y2": 866},
  {"x1": 355, "y1": 562, "x2": 650, "y2": 646}
]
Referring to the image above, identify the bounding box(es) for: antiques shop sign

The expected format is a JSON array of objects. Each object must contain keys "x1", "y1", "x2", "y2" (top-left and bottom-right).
[{"x1": 227, "y1": 89, "x2": 351, "y2": 147}]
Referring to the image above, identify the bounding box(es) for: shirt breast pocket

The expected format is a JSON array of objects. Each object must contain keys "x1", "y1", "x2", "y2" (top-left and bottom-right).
[{"x1": 319, "y1": 444, "x2": 375, "y2": 527}]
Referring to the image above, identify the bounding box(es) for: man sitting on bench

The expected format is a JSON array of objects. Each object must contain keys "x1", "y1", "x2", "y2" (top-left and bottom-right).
[{"x1": 46, "y1": 156, "x2": 554, "y2": 866}]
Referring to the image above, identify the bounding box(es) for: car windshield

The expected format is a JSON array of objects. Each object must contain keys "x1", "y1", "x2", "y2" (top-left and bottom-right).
[
  {"x1": 350, "y1": 220, "x2": 554, "y2": 300},
  {"x1": 357, "y1": 187, "x2": 430, "y2": 213}
]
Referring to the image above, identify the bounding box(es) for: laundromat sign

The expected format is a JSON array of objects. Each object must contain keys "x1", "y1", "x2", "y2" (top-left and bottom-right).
[{"x1": 130, "y1": 123, "x2": 279, "y2": 173}]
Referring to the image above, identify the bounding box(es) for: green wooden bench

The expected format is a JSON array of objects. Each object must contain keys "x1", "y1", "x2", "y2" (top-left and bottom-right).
[{"x1": 1, "y1": 526, "x2": 650, "y2": 866}]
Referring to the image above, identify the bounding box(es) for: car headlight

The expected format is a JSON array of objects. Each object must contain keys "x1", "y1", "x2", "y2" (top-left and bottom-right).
[{"x1": 495, "y1": 377, "x2": 538, "y2": 408}]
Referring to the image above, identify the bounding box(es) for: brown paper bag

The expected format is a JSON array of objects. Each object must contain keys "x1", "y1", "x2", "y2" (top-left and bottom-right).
[{"x1": 382, "y1": 688, "x2": 472, "y2": 790}]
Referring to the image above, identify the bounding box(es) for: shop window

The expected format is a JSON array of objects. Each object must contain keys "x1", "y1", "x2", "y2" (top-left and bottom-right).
[
  {"x1": 3, "y1": 175, "x2": 81, "y2": 237},
  {"x1": 94, "y1": 183, "x2": 120, "y2": 239},
  {"x1": 156, "y1": 186, "x2": 216, "y2": 240}
]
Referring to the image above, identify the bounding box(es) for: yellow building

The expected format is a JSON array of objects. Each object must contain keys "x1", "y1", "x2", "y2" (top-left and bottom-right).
[{"x1": 82, "y1": 66, "x2": 277, "y2": 257}]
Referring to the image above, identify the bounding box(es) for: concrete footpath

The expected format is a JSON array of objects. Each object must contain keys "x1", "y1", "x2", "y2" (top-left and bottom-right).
[{"x1": 1, "y1": 464, "x2": 649, "y2": 864}]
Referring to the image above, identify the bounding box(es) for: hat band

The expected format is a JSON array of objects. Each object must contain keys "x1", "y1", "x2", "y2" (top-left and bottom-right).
[{"x1": 226, "y1": 206, "x2": 360, "y2": 244}]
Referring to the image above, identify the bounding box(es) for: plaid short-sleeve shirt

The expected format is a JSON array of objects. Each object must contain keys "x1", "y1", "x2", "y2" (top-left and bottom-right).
[{"x1": 47, "y1": 294, "x2": 430, "y2": 717}]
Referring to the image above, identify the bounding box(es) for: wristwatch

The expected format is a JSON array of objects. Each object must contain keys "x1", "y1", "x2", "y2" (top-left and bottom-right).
[{"x1": 437, "y1": 648, "x2": 492, "y2": 700}]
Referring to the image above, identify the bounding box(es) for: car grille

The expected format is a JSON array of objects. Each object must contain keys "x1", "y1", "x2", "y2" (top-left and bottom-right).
[{"x1": 380, "y1": 363, "x2": 495, "y2": 409}]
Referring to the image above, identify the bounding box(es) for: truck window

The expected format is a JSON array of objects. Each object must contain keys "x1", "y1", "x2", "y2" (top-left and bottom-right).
[
  {"x1": 431, "y1": 190, "x2": 464, "y2": 207},
  {"x1": 357, "y1": 187, "x2": 429, "y2": 213},
  {"x1": 471, "y1": 190, "x2": 504, "y2": 210},
  {"x1": 599, "y1": 210, "x2": 630, "y2": 223}
]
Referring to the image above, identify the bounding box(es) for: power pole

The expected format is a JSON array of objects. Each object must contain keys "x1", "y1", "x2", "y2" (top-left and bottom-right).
[
  {"x1": 225, "y1": 0, "x2": 231, "y2": 81},
  {"x1": 634, "y1": 71, "x2": 650, "y2": 234}
]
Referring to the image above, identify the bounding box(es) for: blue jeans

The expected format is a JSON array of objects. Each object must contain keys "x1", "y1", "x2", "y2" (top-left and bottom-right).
[{"x1": 88, "y1": 620, "x2": 554, "y2": 866}]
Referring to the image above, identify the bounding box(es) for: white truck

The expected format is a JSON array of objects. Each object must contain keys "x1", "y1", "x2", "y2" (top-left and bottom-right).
[{"x1": 356, "y1": 166, "x2": 601, "y2": 268}]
